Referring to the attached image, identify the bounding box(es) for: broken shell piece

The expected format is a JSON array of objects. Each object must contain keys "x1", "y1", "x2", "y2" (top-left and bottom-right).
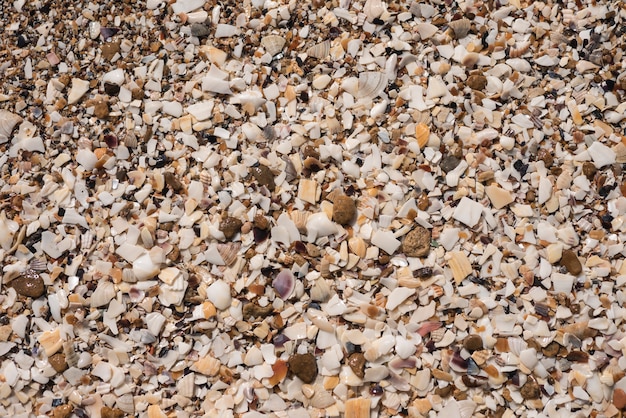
[
  {"x1": 0, "y1": 110, "x2": 22, "y2": 143},
  {"x1": 345, "y1": 398, "x2": 371, "y2": 418},
  {"x1": 357, "y1": 72, "x2": 387, "y2": 100},
  {"x1": 273, "y1": 269, "x2": 295, "y2": 300},
  {"x1": 485, "y1": 185, "x2": 514, "y2": 209},
  {"x1": 448, "y1": 18, "x2": 471, "y2": 39},
  {"x1": 191, "y1": 355, "x2": 221, "y2": 376},
  {"x1": 415, "y1": 123, "x2": 430, "y2": 148},
  {"x1": 68, "y1": 78, "x2": 90, "y2": 105},
  {"x1": 261, "y1": 35, "x2": 286, "y2": 56},
  {"x1": 449, "y1": 251, "x2": 472, "y2": 284},
  {"x1": 298, "y1": 179, "x2": 320, "y2": 204},
  {"x1": 307, "y1": 40, "x2": 331, "y2": 59},
  {"x1": 348, "y1": 236, "x2": 366, "y2": 258},
  {"x1": 206, "y1": 280, "x2": 232, "y2": 310},
  {"x1": 39, "y1": 328, "x2": 63, "y2": 356}
]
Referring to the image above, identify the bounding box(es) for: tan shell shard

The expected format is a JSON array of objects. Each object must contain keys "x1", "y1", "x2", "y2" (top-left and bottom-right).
[
  {"x1": 462, "y1": 52, "x2": 480, "y2": 68},
  {"x1": 348, "y1": 236, "x2": 366, "y2": 258},
  {"x1": 39, "y1": 328, "x2": 63, "y2": 356},
  {"x1": 306, "y1": 40, "x2": 331, "y2": 59},
  {"x1": 261, "y1": 35, "x2": 286, "y2": 56},
  {"x1": 448, "y1": 18, "x2": 471, "y2": 39},
  {"x1": 415, "y1": 122, "x2": 430, "y2": 148},
  {"x1": 448, "y1": 251, "x2": 472, "y2": 284},
  {"x1": 0, "y1": 110, "x2": 23, "y2": 143},
  {"x1": 217, "y1": 242, "x2": 240, "y2": 266},
  {"x1": 345, "y1": 398, "x2": 371, "y2": 418},
  {"x1": 290, "y1": 210, "x2": 311, "y2": 232},
  {"x1": 357, "y1": 72, "x2": 387, "y2": 100},
  {"x1": 191, "y1": 355, "x2": 221, "y2": 376}
]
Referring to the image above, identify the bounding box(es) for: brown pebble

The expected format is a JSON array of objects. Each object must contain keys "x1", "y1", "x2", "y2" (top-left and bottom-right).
[
  {"x1": 101, "y1": 40, "x2": 121, "y2": 61},
  {"x1": 219, "y1": 217, "x2": 243, "y2": 240},
  {"x1": 333, "y1": 195, "x2": 357, "y2": 225},
  {"x1": 582, "y1": 161, "x2": 597, "y2": 180},
  {"x1": 402, "y1": 226, "x2": 431, "y2": 257},
  {"x1": 520, "y1": 380, "x2": 541, "y2": 400},
  {"x1": 466, "y1": 74, "x2": 487, "y2": 90},
  {"x1": 242, "y1": 302, "x2": 274, "y2": 319},
  {"x1": 164, "y1": 172, "x2": 184, "y2": 193},
  {"x1": 526, "y1": 190, "x2": 536, "y2": 203},
  {"x1": 101, "y1": 406, "x2": 125, "y2": 418},
  {"x1": 48, "y1": 353, "x2": 68, "y2": 373},
  {"x1": 251, "y1": 165, "x2": 276, "y2": 189},
  {"x1": 11, "y1": 271, "x2": 45, "y2": 298},
  {"x1": 463, "y1": 335, "x2": 483, "y2": 352},
  {"x1": 440, "y1": 154, "x2": 461, "y2": 173},
  {"x1": 560, "y1": 250, "x2": 582, "y2": 275},
  {"x1": 614, "y1": 388, "x2": 626, "y2": 410},
  {"x1": 566, "y1": 350, "x2": 589, "y2": 363},
  {"x1": 347, "y1": 352, "x2": 366, "y2": 378},
  {"x1": 53, "y1": 405, "x2": 73, "y2": 418},
  {"x1": 288, "y1": 353, "x2": 318, "y2": 383},
  {"x1": 93, "y1": 100, "x2": 109, "y2": 119}
]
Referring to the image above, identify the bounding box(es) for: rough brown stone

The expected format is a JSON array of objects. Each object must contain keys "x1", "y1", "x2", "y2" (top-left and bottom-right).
[
  {"x1": 467, "y1": 74, "x2": 487, "y2": 90},
  {"x1": 48, "y1": 353, "x2": 68, "y2": 373},
  {"x1": 288, "y1": 353, "x2": 318, "y2": 383},
  {"x1": 101, "y1": 406, "x2": 125, "y2": 418},
  {"x1": 520, "y1": 380, "x2": 541, "y2": 400},
  {"x1": 402, "y1": 226, "x2": 431, "y2": 257},
  {"x1": 94, "y1": 100, "x2": 109, "y2": 119},
  {"x1": 347, "y1": 352, "x2": 366, "y2": 379},
  {"x1": 101, "y1": 40, "x2": 121, "y2": 61},
  {"x1": 251, "y1": 165, "x2": 276, "y2": 189},
  {"x1": 463, "y1": 335, "x2": 484, "y2": 352},
  {"x1": 52, "y1": 405, "x2": 73, "y2": 418},
  {"x1": 560, "y1": 250, "x2": 582, "y2": 275},
  {"x1": 219, "y1": 217, "x2": 243, "y2": 240},
  {"x1": 332, "y1": 195, "x2": 357, "y2": 225},
  {"x1": 11, "y1": 271, "x2": 45, "y2": 298}
]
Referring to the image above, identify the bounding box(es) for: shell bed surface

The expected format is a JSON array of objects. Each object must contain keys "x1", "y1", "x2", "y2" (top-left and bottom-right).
[{"x1": 1, "y1": 0, "x2": 626, "y2": 417}]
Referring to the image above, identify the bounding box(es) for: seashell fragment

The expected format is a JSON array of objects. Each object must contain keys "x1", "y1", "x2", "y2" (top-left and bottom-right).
[
  {"x1": 448, "y1": 251, "x2": 472, "y2": 284},
  {"x1": 273, "y1": 269, "x2": 295, "y2": 300},
  {"x1": 207, "y1": 280, "x2": 232, "y2": 310},
  {"x1": 363, "y1": 0, "x2": 385, "y2": 21},
  {"x1": 345, "y1": 398, "x2": 371, "y2": 418},
  {"x1": 307, "y1": 40, "x2": 331, "y2": 59},
  {"x1": 261, "y1": 35, "x2": 286, "y2": 56},
  {"x1": 357, "y1": 72, "x2": 387, "y2": 100},
  {"x1": 348, "y1": 236, "x2": 366, "y2": 258},
  {"x1": 68, "y1": 78, "x2": 90, "y2": 105},
  {"x1": 448, "y1": 18, "x2": 471, "y2": 39},
  {"x1": 0, "y1": 110, "x2": 22, "y2": 143},
  {"x1": 39, "y1": 328, "x2": 63, "y2": 356},
  {"x1": 415, "y1": 122, "x2": 430, "y2": 148}
]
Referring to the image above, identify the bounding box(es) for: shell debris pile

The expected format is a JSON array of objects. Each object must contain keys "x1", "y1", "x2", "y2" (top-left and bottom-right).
[{"x1": 1, "y1": 0, "x2": 626, "y2": 417}]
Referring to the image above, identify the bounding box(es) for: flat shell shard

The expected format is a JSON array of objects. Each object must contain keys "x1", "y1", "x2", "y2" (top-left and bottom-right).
[
  {"x1": 357, "y1": 72, "x2": 387, "y2": 100},
  {"x1": 39, "y1": 328, "x2": 63, "y2": 356},
  {"x1": 485, "y1": 185, "x2": 514, "y2": 209},
  {"x1": 587, "y1": 142, "x2": 615, "y2": 168},
  {"x1": 273, "y1": 269, "x2": 295, "y2": 300},
  {"x1": 298, "y1": 179, "x2": 320, "y2": 204},
  {"x1": 68, "y1": 78, "x2": 90, "y2": 104},
  {"x1": 0, "y1": 110, "x2": 22, "y2": 143},
  {"x1": 345, "y1": 398, "x2": 371, "y2": 418},
  {"x1": 191, "y1": 355, "x2": 221, "y2": 376},
  {"x1": 453, "y1": 197, "x2": 483, "y2": 227},
  {"x1": 306, "y1": 40, "x2": 331, "y2": 59},
  {"x1": 449, "y1": 251, "x2": 472, "y2": 284},
  {"x1": 261, "y1": 35, "x2": 286, "y2": 56}
]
